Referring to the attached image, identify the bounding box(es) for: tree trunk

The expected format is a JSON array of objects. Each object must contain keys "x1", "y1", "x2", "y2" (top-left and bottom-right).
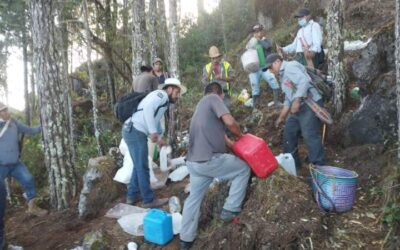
[
  {"x1": 22, "y1": 13, "x2": 31, "y2": 126},
  {"x1": 326, "y1": 0, "x2": 347, "y2": 115},
  {"x1": 148, "y1": 0, "x2": 158, "y2": 62},
  {"x1": 396, "y1": 0, "x2": 400, "y2": 160},
  {"x1": 157, "y1": 0, "x2": 169, "y2": 68},
  {"x1": 105, "y1": 0, "x2": 117, "y2": 105},
  {"x1": 168, "y1": 0, "x2": 179, "y2": 78},
  {"x1": 197, "y1": 0, "x2": 205, "y2": 17},
  {"x1": 30, "y1": 0, "x2": 76, "y2": 210},
  {"x1": 83, "y1": 0, "x2": 103, "y2": 157},
  {"x1": 58, "y1": 0, "x2": 77, "y2": 183},
  {"x1": 131, "y1": 0, "x2": 147, "y2": 78},
  {"x1": 220, "y1": 0, "x2": 228, "y2": 53}
]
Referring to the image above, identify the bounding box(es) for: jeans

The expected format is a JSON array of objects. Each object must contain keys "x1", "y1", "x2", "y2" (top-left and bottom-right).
[
  {"x1": 0, "y1": 178, "x2": 5, "y2": 247},
  {"x1": 283, "y1": 101, "x2": 325, "y2": 168},
  {"x1": 122, "y1": 124, "x2": 154, "y2": 203},
  {"x1": 248, "y1": 69, "x2": 280, "y2": 96},
  {"x1": 0, "y1": 161, "x2": 37, "y2": 201},
  {"x1": 180, "y1": 154, "x2": 250, "y2": 242}
]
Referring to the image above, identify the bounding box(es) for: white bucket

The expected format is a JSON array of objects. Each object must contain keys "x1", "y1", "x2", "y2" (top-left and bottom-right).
[{"x1": 241, "y1": 49, "x2": 259, "y2": 73}]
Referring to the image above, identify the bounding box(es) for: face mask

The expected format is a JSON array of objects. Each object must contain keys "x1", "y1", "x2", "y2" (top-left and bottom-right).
[{"x1": 298, "y1": 18, "x2": 307, "y2": 27}]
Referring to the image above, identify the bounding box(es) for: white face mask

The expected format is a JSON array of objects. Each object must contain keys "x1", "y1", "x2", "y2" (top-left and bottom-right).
[{"x1": 298, "y1": 18, "x2": 307, "y2": 27}]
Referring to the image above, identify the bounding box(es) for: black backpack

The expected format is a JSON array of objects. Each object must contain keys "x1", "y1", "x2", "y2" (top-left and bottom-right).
[
  {"x1": 114, "y1": 92, "x2": 169, "y2": 123},
  {"x1": 306, "y1": 67, "x2": 333, "y2": 101}
]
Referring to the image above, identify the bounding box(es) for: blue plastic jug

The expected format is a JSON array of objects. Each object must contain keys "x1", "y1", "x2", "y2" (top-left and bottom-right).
[{"x1": 143, "y1": 209, "x2": 173, "y2": 245}]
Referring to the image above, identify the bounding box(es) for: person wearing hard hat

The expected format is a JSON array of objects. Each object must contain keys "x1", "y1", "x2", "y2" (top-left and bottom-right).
[
  {"x1": 265, "y1": 54, "x2": 325, "y2": 169},
  {"x1": 152, "y1": 57, "x2": 169, "y2": 84},
  {"x1": 0, "y1": 103, "x2": 47, "y2": 217},
  {"x1": 246, "y1": 24, "x2": 282, "y2": 109},
  {"x1": 277, "y1": 8, "x2": 324, "y2": 69},
  {"x1": 202, "y1": 46, "x2": 235, "y2": 107},
  {"x1": 123, "y1": 78, "x2": 187, "y2": 208}
]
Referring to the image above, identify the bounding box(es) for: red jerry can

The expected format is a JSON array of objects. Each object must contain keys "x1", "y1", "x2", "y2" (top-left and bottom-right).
[{"x1": 232, "y1": 134, "x2": 278, "y2": 178}]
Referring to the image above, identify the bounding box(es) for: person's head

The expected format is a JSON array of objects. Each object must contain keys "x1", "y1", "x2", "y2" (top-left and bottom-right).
[
  {"x1": 263, "y1": 53, "x2": 283, "y2": 75},
  {"x1": 294, "y1": 8, "x2": 311, "y2": 27},
  {"x1": 252, "y1": 24, "x2": 264, "y2": 40},
  {"x1": 140, "y1": 65, "x2": 153, "y2": 73},
  {"x1": 204, "y1": 81, "x2": 224, "y2": 100},
  {"x1": 152, "y1": 58, "x2": 163, "y2": 72},
  {"x1": 208, "y1": 46, "x2": 222, "y2": 64},
  {"x1": 159, "y1": 78, "x2": 187, "y2": 103},
  {"x1": 0, "y1": 104, "x2": 10, "y2": 121}
]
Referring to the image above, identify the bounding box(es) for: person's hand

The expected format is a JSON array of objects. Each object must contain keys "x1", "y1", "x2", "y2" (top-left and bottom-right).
[
  {"x1": 150, "y1": 133, "x2": 158, "y2": 143},
  {"x1": 157, "y1": 138, "x2": 167, "y2": 148},
  {"x1": 304, "y1": 50, "x2": 315, "y2": 60},
  {"x1": 225, "y1": 135, "x2": 235, "y2": 149},
  {"x1": 290, "y1": 98, "x2": 301, "y2": 114},
  {"x1": 275, "y1": 117, "x2": 284, "y2": 128},
  {"x1": 276, "y1": 44, "x2": 284, "y2": 55}
]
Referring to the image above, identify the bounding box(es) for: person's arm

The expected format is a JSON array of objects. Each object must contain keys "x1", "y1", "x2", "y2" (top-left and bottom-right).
[
  {"x1": 14, "y1": 120, "x2": 41, "y2": 135},
  {"x1": 309, "y1": 22, "x2": 322, "y2": 53},
  {"x1": 221, "y1": 113, "x2": 242, "y2": 138},
  {"x1": 225, "y1": 64, "x2": 235, "y2": 82},
  {"x1": 201, "y1": 66, "x2": 210, "y2": 86},
  {"x1": 224, "y1": 134, "x2": 235, "y2": 149},
  {"x1": 143, "y1": 92, "x2": 168, "y2": 141},
  {"x1": 275, "y1": 106, "x2": 290, "y2": 128},
  {"x1": 282, "y1": 31, "x2": 299, "y2": 54},
  {"x1": 285, "y1": 66, "x2": 311, "y2": 113}
]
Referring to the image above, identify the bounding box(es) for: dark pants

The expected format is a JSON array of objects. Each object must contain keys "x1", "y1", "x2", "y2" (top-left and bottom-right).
[
  {"x1": 283, "y1": 101, "x2": 325, "y2": 168},
  {"x1": 0, "y1": 178, "x2": 6, "y2": 247}
]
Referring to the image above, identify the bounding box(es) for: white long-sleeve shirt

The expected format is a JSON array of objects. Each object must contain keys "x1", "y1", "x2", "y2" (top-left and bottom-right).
[
  {"x1": 130, "y1": 90, "x2": 169, "y2": 136},
  {"x1": 283, "y1": 20, "x2": 323, "y2": 54}
]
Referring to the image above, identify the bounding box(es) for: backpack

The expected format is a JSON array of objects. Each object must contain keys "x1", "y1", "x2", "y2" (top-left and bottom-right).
[
  {"x1": 306, "y1": 67, "x2": 333, "y2": 101},
  {"x1": 114, "y1": 92, "x2": 169, "y2": 123}
]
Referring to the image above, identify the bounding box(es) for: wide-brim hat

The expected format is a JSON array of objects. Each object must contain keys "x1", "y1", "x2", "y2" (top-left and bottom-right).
[
  {"x1": 159, "y1": 78, "x2": 187, "y2": 95},
  {"x1": 153, "y1": 57, "x2": 163, "y2": 65},
  {"x1": 0, "y1": 103, "x2": 7, "y2": 112},
  {"x1": 209, "y1": 46, "x2": 222, "y2": 58}
]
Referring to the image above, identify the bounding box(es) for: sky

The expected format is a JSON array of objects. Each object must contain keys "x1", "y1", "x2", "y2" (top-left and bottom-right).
[{"x1": 3, "y1": 0, "x2": 219, "y2": 111}]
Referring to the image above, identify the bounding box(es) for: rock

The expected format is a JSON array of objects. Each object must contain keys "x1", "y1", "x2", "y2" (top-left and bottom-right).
[
  {"x1": 78, "y1": 156, "x2": 124, "y2": 219},
  {"x1": 351, "y1": 24, "x2": 395, "y2": 84},
  {"x1": 81, "y1": 230, "x2": 111, "y2": 250}
]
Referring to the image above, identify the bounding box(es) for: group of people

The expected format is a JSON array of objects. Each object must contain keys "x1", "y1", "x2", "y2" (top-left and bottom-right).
[{"x1": 0, "y1": 6, "x2": 327, "y2": 250}]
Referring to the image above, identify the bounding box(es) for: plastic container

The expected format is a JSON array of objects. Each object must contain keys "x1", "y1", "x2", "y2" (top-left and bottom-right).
[
  {"x1": 232, "y1": 134, "x2": 278, "y2": 178},
  {"x1": 241, "y1": 49, "x2": 259, "y2": 73},
  {"x1": 143, "y1": 209, "x2": 173, "y2": 245},
  {"x1": 311, "y1": 166, "x2": 358, "y2": 212}
]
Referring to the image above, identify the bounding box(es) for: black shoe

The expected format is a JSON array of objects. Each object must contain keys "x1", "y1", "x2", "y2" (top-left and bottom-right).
[
  {"x1": 220, "y1": 208, "x2": 240, "y2": 222},
  {"x1": 180, "y1": 240, "x2": 193, "y2": 250}
]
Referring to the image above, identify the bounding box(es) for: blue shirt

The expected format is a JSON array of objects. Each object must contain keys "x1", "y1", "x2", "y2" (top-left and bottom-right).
[
  {"x1": 0, "y1": 119, "x2": 41, "y2": 165},
  {"x1": 129, "y1": 90, "x2": 169, "y2": 136},
  {"x1": 279, "y1": 61, "x2": 322, "y2": 107}
]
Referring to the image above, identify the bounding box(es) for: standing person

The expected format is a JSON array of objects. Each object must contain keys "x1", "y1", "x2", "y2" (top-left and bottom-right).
[
  {"x1": 179, "y1": 82, "x2": 250, "y2": 249},
  {"x1": 132, "y1": 65, "x2": 159, "y2": 93},
  {"x1": 278, "y1": 8, "x2": 324, "y2": 69},
  {"x1": 246, "y1": 24, "x2": 281, "y2": 109},
  {"x1": 0, "y1": 178, "x2": 5, "y2": 248},
  {"x1": 265, "y1": 54, "x2": 325, "y2": 168},
  {"x1": 0, "y1": 104, "x2": 47, "y2": 217},
  {"x1": 152, "y1": 58, "x2": 169, "y2": 84},
  {"x1": 201, "y1": 46, "x2": 235, "y2": 107},
  {"x1": 123, "y1": 78, "x2": 186, "y2": 208}
]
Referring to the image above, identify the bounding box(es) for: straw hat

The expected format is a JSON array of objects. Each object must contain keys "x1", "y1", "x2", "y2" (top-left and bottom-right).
[
  {"x1": 153, "y1": 57, "x2": 163, "y2": 65},
  {"x1": 208, "y1": 46, "x2": 221, "y2": 58},
  {"x1": 159, "y1": 78, "x2": 187, "y2": 95}
]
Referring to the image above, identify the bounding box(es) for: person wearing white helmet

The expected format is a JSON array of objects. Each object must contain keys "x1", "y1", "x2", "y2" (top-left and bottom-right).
[{"x1": 123, "y1": 78, "x2": 186, "y2": 208}]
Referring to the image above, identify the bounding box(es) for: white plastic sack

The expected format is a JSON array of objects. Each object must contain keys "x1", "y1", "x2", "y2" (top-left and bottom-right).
[
  {"x1": 118, "y1": 212, "x2": 148, "y2": 236},
  {"x1": 127, "y1": 242, "x2": 138, "y2": 250},
  {"x1": 168, "y1": 165, "x2": 189, "y2": 182},
  {"x1": 344, "y1": 38, "x2": 371, "y2": 51},
  {"x1": 276, "y1": 153, "x2": 297, "y2": 176},
  {"x1": 105, "y1": 203, "x2": 148, "y2": 219},
  {"x1": 160, "y1": 146, "x2": 172, "y2": 172},
  {"x1": 172, "y1": 213, "x2": 182, "y2": 235},
  {"x1": 170, "y1": 156, "x2": 186, "y2": 168},
  {"x1": 241, "y1": 49, "x2": 259, "y2": 73}
]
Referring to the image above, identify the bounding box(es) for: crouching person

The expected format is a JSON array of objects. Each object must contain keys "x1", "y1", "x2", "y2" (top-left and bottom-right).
[
  {"x1": 0, "y1": 104, "x2": 47, "y2": 217},
  {"x1": 179, "y1": 82, "x2": 251, "y2": 249}
]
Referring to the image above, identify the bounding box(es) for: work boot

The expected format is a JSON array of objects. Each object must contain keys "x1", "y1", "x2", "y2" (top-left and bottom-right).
[
  {"x1": 273, "y1": 89, "x2": 283, "y2": 108},
  {"x1": 220, "y1": 208, "x2": 240, "y2": 222},
  {"x1": 142, "y1": 198, "x2": 169, "y2": 208},
  {"x1": 252, "y1": 95, "x2": 259, "y2": 110},
  {"x1": 27, "y1": 198, "x2": 48, "y2": 217},
  {"x1": 180, "y1": 240, "x2": 193, "y2": 250},
  {"x1": 126, "y1": 196, "x2": 141, "y2": 205}
]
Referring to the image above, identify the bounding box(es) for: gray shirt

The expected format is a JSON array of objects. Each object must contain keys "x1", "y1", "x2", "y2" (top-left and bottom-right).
[
  {"x1": 187, "y1": 94, "x2": 229, "y2": 162},
  {"x1": 279, "y1": 61, "x2": 322, "y2": 107},
  {"x1": 0, "y1": 119, "x2": 41, "y2": 165},
  {"x1": 132, "y1": 73, "x2": 159, "y2": 93}
]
